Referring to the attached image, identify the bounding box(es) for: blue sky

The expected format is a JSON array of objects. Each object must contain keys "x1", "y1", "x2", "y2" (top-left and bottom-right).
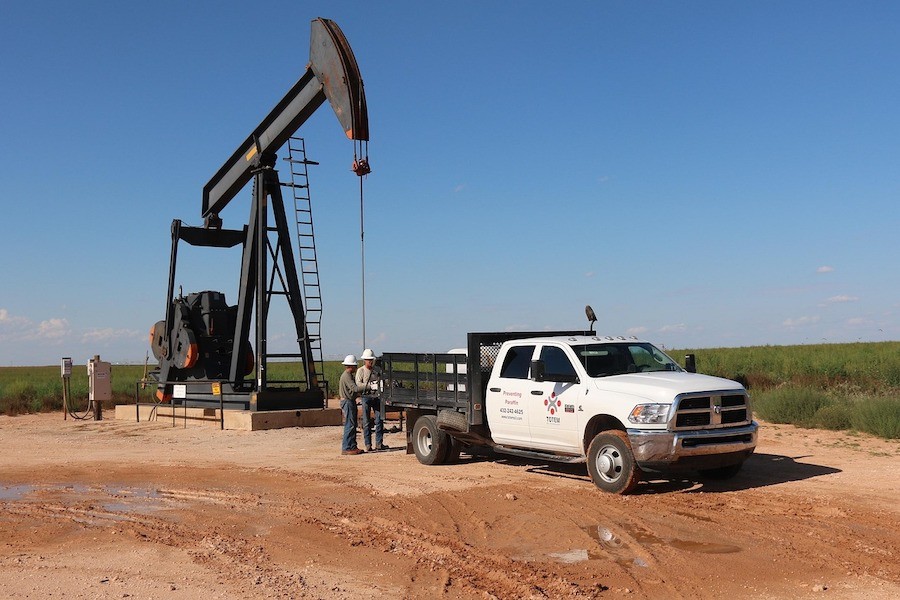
[{"x1": 1, "y1": 1, "x2": 898, "y2": 366}]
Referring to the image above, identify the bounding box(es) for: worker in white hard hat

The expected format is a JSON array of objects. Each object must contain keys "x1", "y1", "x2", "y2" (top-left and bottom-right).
[
  {"x1": 356, "y1": 348, "x2": 388, "y2": 451},
  {"x1": 338, "y1": 354, "x2": 375, "y2": 455}
]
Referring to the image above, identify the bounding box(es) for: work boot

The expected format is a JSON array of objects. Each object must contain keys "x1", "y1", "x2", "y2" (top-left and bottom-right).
[
  {"x1": 375, "y1": 443, "x2": 389, "y2": 451},
  {"x1": 365, "y1": 445, "x2": 372, "y2": 452},
  {"x1": 341, "y1": 448, "x2": 364, "y2": 455}
]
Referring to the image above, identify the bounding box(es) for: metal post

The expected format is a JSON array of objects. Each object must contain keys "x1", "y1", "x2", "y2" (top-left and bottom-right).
[{"x1": 256, "y1": 172, "x2": 268, "y2": 391}]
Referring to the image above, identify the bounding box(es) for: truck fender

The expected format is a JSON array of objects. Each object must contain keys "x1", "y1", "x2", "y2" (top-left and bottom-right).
[{"x1": 582, "y1": 414, "x2": 627, "y2": 454}]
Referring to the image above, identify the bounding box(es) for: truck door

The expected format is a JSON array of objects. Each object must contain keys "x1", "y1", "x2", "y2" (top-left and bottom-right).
[
  {"x1": 485, "y1": 344, "x2": 536, "y2": 446},
  {"x1": 527, "y1": 344, "x2": 582, "y2": 453}
]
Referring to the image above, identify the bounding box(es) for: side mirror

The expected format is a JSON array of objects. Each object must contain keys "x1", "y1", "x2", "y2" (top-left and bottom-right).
[
  {"x1": 684, "y1": 354, "x2": 696, "y2": 373},
  {"x1": 530, "y1": 359, "x2": 545, "y2": 382}
]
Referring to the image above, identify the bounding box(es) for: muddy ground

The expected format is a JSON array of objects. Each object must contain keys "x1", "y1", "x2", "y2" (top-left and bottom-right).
[{"x1": 1, "y1": 412, "x2": 899, "y2": 599}]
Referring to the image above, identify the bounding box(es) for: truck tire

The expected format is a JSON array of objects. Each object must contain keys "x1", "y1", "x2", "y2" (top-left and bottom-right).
[
  {"x1": 412, "y1": 415, "x2": 450, "y2": 465},
  {"x1": 586, "y1": 430, "x2": 641, "y2": 495},
  {"x1": 698, "y1": 462, "x2": 744, "y2": 480},
  {"x1": 445, "y1": 436, "x2": 463, "y2": 464},
  {"x1": 437, "y1": 409, "x2": 467, "y2": 432}
]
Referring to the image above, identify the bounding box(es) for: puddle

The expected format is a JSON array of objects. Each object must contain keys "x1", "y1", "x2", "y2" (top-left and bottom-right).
[
  {"x1": 100, "y1": 485, "x2": 165, "y2": 514},
  {"x1": 0, "y1": 485, "x2": 35, "y2": 501},
  {"x1": 549, "y1": 549, "x2": 589, "y2": 563},
  {"x1": 582, "y1": 523, "x2": 740, "y2": 558},
  {"x1": 0, "y1": 482, "x2": 165, "y2": 515},
  {"x1": 548, "y1": 523, "x2": 743, "y2": 567}
]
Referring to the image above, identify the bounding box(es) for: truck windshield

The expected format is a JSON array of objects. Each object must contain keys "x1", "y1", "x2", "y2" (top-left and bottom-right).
[{"x1": 572, "y1": 343, "x2": 683, "y2": 377}]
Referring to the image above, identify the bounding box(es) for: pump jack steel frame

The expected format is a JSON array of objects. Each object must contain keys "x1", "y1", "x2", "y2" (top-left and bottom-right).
[{"x1": 154, "y1": 18, "x2": 369, "y2": 410}]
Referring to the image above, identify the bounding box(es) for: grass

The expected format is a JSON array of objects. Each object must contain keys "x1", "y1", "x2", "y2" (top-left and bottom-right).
[{"x1": 3, "y1": 341, "x2": 900, "y2": 439}]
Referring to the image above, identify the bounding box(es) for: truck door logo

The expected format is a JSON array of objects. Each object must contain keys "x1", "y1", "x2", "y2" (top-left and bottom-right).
[
  {"x1": 544, "y1": 392, "x2": 561, "y2": 423},
  {"x1": 544, "y1": 392, "x2": 561, "y2": 415}
]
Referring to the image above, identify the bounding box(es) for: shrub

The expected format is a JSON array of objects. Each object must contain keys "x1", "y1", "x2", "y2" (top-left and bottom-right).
[
  {"x1": 851, "y1": 397, "x2": 900, "y2": 440},
  {"x1": 812, "y1": 403, "x2": 854, "y2": 431},
  {"x1": 752, "y1": 386, "x2": 832, "y2": 426}
]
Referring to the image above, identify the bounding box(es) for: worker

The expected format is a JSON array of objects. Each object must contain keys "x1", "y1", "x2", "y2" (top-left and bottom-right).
[
  {"x1": 339, "y1": 354, "x2": 375, "y2": 455},
  {"x1": 356, "y1": 348, "x2": 388, "y2": 452}
]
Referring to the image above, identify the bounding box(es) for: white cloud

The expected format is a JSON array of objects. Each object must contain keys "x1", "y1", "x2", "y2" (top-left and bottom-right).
[
  {"x1": 0, "y1": 308, "x2": 31, "y2": 329},
  {"x1": 584, "y1": 271, "x2": 596, "y2": 278},
  {"x1": 659, "y1": 323, "x2": 687, "y2": 333},
  {"x1": 0, "y1": 310, "x2": 36, "y2": 344},
  {"x1": 453, "y1": 184, "x2": 466, "y2": 193},
  {"x1": 825, "y1": 295, "x2": 859, "y2": 304},
  {"x1": 37, "y1": 318, "x2": 70, "y2": 340},
  {"x1": 783, "y1": 315, "x2": 820, "y2": 328},
  {"x1": 81, "y1": 328, "x2": 141, "y2": 343},
  {"x1": 845, "y1": 317, "x2": 873, "y2": 328},
  {"x1": 816, "y1": 266, "x2": 834, "y2": 273},
  {"x1": 626, "y1": 326, "x2": 648, "y2": 335}
]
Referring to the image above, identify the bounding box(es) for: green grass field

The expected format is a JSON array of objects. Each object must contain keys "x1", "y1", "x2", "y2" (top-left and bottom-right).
[{"x1": 2, "y1": 341, "x2": 898, "y2": 439}]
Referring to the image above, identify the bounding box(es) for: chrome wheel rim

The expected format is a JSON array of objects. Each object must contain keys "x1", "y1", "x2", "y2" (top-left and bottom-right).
[{"x1": 595, "y1": 445, "x2": 624, "y2": 483}]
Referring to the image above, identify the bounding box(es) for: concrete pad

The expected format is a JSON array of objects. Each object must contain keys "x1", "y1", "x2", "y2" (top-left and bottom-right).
[{"x1": 114, "y1": 403, "x2": 342, "y2": 431}]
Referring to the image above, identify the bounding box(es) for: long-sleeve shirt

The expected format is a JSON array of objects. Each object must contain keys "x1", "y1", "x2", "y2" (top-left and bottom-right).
[
  {"x1": 339, "y1": 369, "x2": 365, "y2": 401},
  {"x1": 355, "y1": 364, "x2": 381, "y2": 395}
]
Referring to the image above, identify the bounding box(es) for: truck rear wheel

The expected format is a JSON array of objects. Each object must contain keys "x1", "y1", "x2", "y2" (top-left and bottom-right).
[
  {"x1": 413, "y1": 415, "x2": 450, "y2": 465},
  {"x1": 587, "y1": 430, "x2": 641, "y2": 495}
]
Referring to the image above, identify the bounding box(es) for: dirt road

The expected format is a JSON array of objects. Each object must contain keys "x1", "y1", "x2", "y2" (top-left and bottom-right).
[{"x1": 1, "y1": 412, "x2": 898, "y2": 599}]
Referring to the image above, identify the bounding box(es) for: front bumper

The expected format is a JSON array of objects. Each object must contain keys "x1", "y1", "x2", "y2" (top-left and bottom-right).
[{"x1": 627, "y1": 422, "x2": 758, "y2": 471}]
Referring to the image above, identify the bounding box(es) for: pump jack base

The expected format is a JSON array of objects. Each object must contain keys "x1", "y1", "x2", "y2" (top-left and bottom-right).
[{"x1": 115, "y1": 404, "x2": 341, "y2": 431}]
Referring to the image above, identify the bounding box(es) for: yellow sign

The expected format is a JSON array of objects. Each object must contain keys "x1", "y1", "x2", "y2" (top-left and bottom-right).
[{"x1": 211, "y1": 382, "x2": 221, "y2": 395}]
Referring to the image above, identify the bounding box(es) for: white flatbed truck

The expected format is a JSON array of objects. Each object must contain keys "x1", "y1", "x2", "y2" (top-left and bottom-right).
[{"x1": 383, "y1": 330, "x2": 757, "y2": 494}]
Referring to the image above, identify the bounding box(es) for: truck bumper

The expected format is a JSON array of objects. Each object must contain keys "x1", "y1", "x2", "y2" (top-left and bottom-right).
[{"x1": 627, "y1": 422, "x2": 758, "y2": 472}]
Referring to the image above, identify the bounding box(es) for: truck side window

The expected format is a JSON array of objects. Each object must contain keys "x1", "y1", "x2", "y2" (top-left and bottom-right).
[
  {"x1": 540, "y1": 346, "x2": 578, "y2": 381},
  {"x1": 499, "y1": 345, "x2": 535, "y2": 379}
]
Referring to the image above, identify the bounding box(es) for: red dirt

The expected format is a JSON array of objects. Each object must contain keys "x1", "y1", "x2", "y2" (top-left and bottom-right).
[{"x1": 1, "y1": 413, "x2": 899, "y2": 599}]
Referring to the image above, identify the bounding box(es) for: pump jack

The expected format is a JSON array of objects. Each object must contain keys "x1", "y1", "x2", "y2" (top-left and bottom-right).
[{"x1": 148, "y1": 18, "x2": 369, "y2": 410}]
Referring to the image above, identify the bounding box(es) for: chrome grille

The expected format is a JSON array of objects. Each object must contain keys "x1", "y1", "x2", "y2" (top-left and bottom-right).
[{"x1": 673, "y1": 391, "x2": 751, "y2": 430}]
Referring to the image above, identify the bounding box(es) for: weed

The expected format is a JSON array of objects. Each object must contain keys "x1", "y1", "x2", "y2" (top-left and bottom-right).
[
  {"x1": 851, "y1": 397, "x2": 900, "y2": 440},
  {"x1": 752, "y1": 386, "x2": 833, "y2": 426}
]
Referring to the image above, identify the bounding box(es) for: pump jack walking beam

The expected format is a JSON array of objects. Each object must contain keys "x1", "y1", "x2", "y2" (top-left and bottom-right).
[{"x1": 202, "y1": 17, "x2": 369, "y2": 225}]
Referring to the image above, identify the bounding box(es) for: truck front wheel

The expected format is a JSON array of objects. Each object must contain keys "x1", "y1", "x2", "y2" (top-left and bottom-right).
[
  {"x1": 587, "y1": 430, "x2": 641, "y2": 494},
  {"x1": 412, "y1": 415, "x2": 450, "y2": 465}
]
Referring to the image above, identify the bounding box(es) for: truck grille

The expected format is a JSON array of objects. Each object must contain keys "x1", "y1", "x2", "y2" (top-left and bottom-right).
[{"x1": 673, "y1": 392, "x2": 751, "y2": 430}]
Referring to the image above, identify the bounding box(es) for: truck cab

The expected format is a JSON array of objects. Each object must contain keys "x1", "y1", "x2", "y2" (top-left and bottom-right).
[{"x1": 485, "y1": 336, "x2": 757, "y2": 492}]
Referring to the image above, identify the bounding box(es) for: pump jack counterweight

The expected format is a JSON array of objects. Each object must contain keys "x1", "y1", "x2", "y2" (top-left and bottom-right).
[{"x1": 149, "y1": 18, "x2": 370, "y2": 411}]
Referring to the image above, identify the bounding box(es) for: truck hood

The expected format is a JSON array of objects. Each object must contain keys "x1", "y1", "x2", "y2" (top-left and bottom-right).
[{"x1": 592, "y1": 372, "x2": 744, "y2": 403}]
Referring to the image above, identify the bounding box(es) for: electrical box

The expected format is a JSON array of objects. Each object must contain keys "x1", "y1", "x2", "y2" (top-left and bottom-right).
[
  {"x1": 88, "y1": 355, "x2": 112, "y2": 402},
  {"x1": 61, "y1": 357, "x2": 72, "y2": 379}
]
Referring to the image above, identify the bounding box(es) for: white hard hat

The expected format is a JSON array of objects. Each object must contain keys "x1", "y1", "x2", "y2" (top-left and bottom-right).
[
  {"x1": 342, "y1": 354, "x2": 358, "y2": 366},
  {"x1": 360, "y1": 348, "x2": 376, "y2": 360}
]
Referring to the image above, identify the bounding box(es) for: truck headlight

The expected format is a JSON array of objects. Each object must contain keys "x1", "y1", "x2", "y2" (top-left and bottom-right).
[{"x1": 628, "y1": 403, "x2": 671, "y2": 424}]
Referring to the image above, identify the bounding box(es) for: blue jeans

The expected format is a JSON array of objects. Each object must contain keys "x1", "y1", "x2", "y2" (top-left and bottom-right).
[
  {"x1": 360, "y1": 396, "x2": 384, "y2": 448},
  {"x1": 340, "y1": 398, "x2": 358, "y2": 451}
]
